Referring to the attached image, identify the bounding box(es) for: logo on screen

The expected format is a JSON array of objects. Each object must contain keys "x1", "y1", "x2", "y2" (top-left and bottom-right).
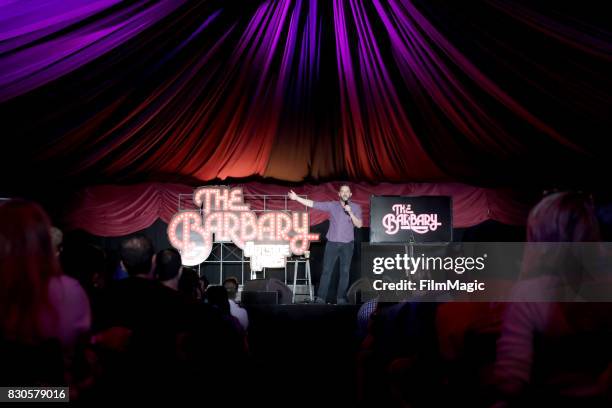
[{"x1": 382, "y1": 204, "x2": 442, "y2": 235}]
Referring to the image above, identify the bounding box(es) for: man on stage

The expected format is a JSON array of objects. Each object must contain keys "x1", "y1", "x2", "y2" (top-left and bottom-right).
[{"x1": 288, "y1": 185, "x2": 362, "y2": 304}]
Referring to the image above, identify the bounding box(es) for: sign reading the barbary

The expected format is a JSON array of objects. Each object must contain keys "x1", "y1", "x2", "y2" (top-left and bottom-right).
[
  {"x1": 370, "y1": 196, "x2": 452, "y2": 243},
  {"x1": 168, "y1": 187, "x2": 319, "y2": 270}
]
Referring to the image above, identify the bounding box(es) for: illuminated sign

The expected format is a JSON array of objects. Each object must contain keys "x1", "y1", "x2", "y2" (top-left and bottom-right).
[{"x1": 167, "y1": 187, "x2": 319, "y2": 270}]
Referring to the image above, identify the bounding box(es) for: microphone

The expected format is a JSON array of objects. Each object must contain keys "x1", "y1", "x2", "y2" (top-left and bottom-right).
[{"x1": 342, "y1": 198, "x2": 350, "y2": 215}]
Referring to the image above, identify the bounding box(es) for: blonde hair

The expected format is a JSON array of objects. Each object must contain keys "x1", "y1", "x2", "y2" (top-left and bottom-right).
[
  {"x1": 527, "y1": 192, "x2": 599, "y2": 242},
  {"x1": 521, "y1": 192, "x2": 600, "y2": 280}
]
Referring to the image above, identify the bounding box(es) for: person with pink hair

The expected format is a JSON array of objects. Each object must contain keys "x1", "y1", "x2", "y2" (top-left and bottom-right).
[{"x1": 0, "y1": 199, "x2": 91, "y2": 385}]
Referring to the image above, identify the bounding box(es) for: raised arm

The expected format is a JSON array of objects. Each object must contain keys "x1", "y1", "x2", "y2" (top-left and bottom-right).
[{"x1": 288, "y1": 190, "x2": 314, "y2": 208}]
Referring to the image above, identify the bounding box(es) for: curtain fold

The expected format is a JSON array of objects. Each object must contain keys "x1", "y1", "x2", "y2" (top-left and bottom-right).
[
  {"x1": 62, "y1": 182, "x2": 532, "y2": 236},
  {"x1": 1, "y1": 1, "x2": 609, "y2": 186}
]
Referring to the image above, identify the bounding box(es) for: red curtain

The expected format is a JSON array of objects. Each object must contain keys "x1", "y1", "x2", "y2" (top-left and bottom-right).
[
  {"x1": 62, "y1": 182, "x2": 532, "y2": 236},
  {"x1": 1, "y1": 1, "x2": 609, "y2": 189}
]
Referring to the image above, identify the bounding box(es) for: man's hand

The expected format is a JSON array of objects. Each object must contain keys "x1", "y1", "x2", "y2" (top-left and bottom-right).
[
  {"x1": 289, "y1": 190, "x2": 314, "y2": 208},
  {"x1": 343, "y1": 202, "x2": 362, "y2": 228}
]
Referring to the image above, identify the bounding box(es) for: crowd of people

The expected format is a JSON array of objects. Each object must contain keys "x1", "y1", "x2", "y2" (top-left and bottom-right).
[
  {"x1": 356, "y1": 192, "x2": 612, "y2": 407},
  {"x1": 1, "y1": 192, "x2": 612, "y2": 406},
  {"x1": 0, "y1": 199, "x2": 249, "y2": 402}
]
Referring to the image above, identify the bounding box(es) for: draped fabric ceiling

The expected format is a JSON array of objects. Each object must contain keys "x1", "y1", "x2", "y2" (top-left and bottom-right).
[{"x1": 0, "y1": 1, "x2": 610, "y2": 233}]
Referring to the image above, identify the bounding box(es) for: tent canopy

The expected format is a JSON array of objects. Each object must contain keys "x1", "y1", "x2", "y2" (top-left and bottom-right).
[{"x1": 1, "y1": 0, "x2": 610, "y2": 191}]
